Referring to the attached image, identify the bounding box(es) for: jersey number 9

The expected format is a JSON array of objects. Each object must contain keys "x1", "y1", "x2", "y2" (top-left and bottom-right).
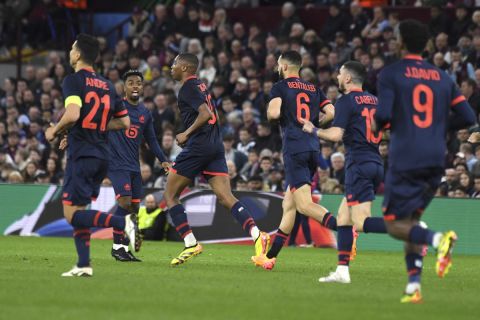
[{"x1": 412, "y1": 84, "x2": 433, "y2": 129}]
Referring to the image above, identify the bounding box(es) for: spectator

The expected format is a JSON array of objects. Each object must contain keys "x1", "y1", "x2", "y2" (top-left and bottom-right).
[
  {"x1": 330, "y1": 152, "x2": 345, "y2": 185},
  {"x1": 448, "y1": 47, "x2": 475, "y2": 85},
  {"x1": 150, "y1": 4, "x2": 172, "y2": 45},
  {"x1": 459, "y1": 172, "x2": 474, "y2": 196},
  {"x1": 348, "y1": 1, "x2": 369, "y2": 40},
  {"x1": 141, "y1": 163, "x2": 155, "y2": 188},
  {"x1": 439, "y1": 168, "x2": 459, "y2": 196},
  {"x1": 254, "y1": 121, "x2": 281, "y2": 153},
  {"x1": 138, "y1": 194, "x2": 168, "y2": 241},
  {"x1": 472, "y1": 175, "x2": 480, "y2": 198},
  {"x1": 320, "y1": 4, "x2": 349, "y2": 43},
  {"x1": 236, "y1": 127, "x2": 256, "y2": 155},
  {"x1": 429, "y1": 5, "x2": 450, "y2": 37},
  {"x1": 247, "y1": 175, "x2": 263, "y2": 191},
  {"x1": 223, "y1": 134, "x2": 247, "y2": 171},
  {"x1": 361, "y1": 6, "x2": 389, "y2": 41},
  {"x1": 227, "y1": 160, "x2": 246, "y2": 190},
  {"x1": 152, "y1": 94, "x2": 175, "y2": 137},
  {"x1": 240, "y1": 149, "x2": 260, "y2": 178},
  {"x1": 278, "y1": 2, "x2": 301, "y2": 39},
  {"x1": 450, "y1": 4, "x2": 471, "y2": 46},
  {"x1": 127, "y1": 6, "x2": 152, "y2": 42}
]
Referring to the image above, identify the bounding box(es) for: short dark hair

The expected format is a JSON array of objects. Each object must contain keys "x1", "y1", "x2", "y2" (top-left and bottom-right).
[
  {"x1": 342, "y1": 60, "x2": 367, "y2": 85},
  {"x1": 222, "y1": 133, "x2": 235, "y2": 142},
  {"x1": 123, "y1": 69, "x2": 144, "y2": 82},
  {"x1": 280, "y1": 50, "x2": 302, "y2": 67},
  {"x1": 75, "y1": 33, "x2": 100, "y2": 65},
  {"x1": 399, "y1": 19, "x2": 429, "y2": 54},
  {"x1": 260, "y1": 156, "x2": 272, "y2": 163},
  {"x1": 462, "y1": 78, "x2": 477, "y2": 89},
  {"x1": 177, "y1": 53, "x2": 199, "y2": 71}
]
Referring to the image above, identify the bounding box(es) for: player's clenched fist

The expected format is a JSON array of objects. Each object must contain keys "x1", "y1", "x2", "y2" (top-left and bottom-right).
[
  {"x1": 468, "y1": 132, "x2": 480, "y2": 143},
  {"x1": 176, "y1": 132, "x2": 189, "y2": 147},
  {"x1": 301, "y1": 119, "x2": 315, "y2": 134}
]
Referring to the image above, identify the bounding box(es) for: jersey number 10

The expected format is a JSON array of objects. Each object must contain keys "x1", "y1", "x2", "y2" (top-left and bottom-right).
[
  {"x1": 82, "y1": 91, "x2": 111, "y2": 132},
  {"x1": 206, "y1": 94, "x2": 217, "y2": 125},
  {"x1": 361, "y1": 107, "x2": 382, "y2": 144}
]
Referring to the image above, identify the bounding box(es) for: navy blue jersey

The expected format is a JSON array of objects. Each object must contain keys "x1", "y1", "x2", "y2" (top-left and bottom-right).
[
  {"x1": 375, "y1": 55, "x2": 476, "y2": 171},
  {"x1": 63, "y1": 68, "x2": 127, "y2": 160},
  {"x1": 270, "y1": 77, "x2": 331, "y2": 155},
  {"x1": 177, "y1": 76, "x2": 222, "y2": 151},
  {"x1": 332, "y1": 89, "x2": 383, "y2": 166},
  {"x1": 108, "y1": 100, "x2": 166, "y2": 172}
]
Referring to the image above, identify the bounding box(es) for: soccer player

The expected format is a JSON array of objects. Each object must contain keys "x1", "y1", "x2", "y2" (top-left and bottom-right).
[
  {"x1": 251, "y1": 50, "x2": 337, "y2": 270},
  {"x1": 302, "y1": 61, "x2": 388, "y2": 283},
  {"x1": 374, "y1": 20, "x2": 476, "y2": 303},
  {"x1": 45, "y1": 34, "x2": 140, "y2": 277},
  {"x1": 108, "y1": 70, "x2": 170, "y2": 262},
  {"x1": 164, "y1": 53, "x2": 270, "y2": 266}
]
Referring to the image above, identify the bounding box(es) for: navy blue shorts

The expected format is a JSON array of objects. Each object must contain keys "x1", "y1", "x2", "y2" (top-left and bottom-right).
[
  {"x1": 345, "y1": 162, "x2": 383, "y2": 206},
  {"x1": 172, "y1": 149, "x2": 228, "y2": 180},
  {"x1": 382, "y1": 167, "x2": 443, "y2": 221},
  {"x1": 283, "y1": 151, "x2": 318, "y2": 191},
  {"x1": 62, "y1": 157, "x2": 108, "y2": 206},
  {"x1": 108, "y1": 169, "x2": 143, "y2": 203}
]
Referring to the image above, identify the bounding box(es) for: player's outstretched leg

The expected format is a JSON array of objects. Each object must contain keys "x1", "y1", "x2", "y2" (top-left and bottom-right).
[
  {"x1": 400, "y1": 242, "x2": 424, "y2": 304},
  {"x1": 252, "y1": 187, "x2": 296, "y2": 270},
  {"x1": 385, "y1": 218, "x2": 457, "y2": 278},
  {"x1": 292, "y1": 184, "x2": 337, "y2": 231},
  {"x1": 319, "y1": 198, "x2": 352, "y2": 283},
  {"x1": 208, "y1": 175, "x2": 270, "y2": 257},
  {"x1": 112, "y1": 198, "x2": 142, "y2": 262},
  {"x1": 164, "y1": 172, "x2": 203, "y2": 266}
]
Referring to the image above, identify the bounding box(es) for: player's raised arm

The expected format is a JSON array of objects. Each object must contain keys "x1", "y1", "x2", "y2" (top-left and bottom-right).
[
  {"x1": 144, "y1": 113, "x2": 170, "y2": 170},
  {"x1": 374, "y1": 69, "x2": 394, "y2": 132},
  {"x1": 267, "y1": 97, "x2": 282, "y2": 121},
  {"x1": 448, "y1": 84, "x2": 477, "y2": 130},
  {"x1": 107, "y1": 94, "x2": 130, "y2": 130}
]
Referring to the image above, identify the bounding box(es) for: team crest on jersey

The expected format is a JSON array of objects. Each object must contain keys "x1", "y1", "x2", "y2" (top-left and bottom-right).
[
  {"x1": 139, "y1": 115, "x2": 145, "y2": 123},
  {"x1": 124, "y1": 183, "x2": 131, "y2": 191}
]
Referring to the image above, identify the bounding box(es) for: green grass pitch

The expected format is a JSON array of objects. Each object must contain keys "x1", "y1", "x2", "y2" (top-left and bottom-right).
[{"x1": 1, "y1": 236, "x2": 479, "y2": 320}]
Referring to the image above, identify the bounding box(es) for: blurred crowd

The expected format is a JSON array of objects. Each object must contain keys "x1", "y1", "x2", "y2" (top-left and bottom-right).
[{"x1": 2, "y1": 1, "x2": 480, "y2": 199}]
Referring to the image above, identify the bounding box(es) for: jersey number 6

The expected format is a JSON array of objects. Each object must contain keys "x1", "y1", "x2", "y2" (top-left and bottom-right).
[
  {"x1": 82, "y1": 91, "x2": 111, "y2": 132},
  {"x1": 296, "y1": 92, "x2": 310, "y2": 123}
]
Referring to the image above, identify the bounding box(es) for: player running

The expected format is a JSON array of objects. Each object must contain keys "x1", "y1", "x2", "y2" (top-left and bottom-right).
[
  {"x1": 164, "y1": 53, "x2": 270, "y2": 266},
  {"x1": 45, "y1": 34, "x2": 141, "y2": 277},
  {"x1": 251, "y1": 50, "x2": 337, "y2": 270},
  {"x1": 108, "y1": 70, "x2": 170, "y2": 262},
  {"x1": 374, "y1": 20, "x2": 476, "y2": 303},
  {"x1": 302, "y1": 61, "x2": 388, "y2": 284}
]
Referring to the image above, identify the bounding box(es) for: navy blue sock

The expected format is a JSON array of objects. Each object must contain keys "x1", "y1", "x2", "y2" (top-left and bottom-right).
[
  {"x1": 71, "y1": 210, "x2": 126, "y2": 229},
  {"x1": 363, "y1": 217, "x2": 387, "y2": 233},
  {"x1": 405, "y1": 253, "x2": 423, "y2": 283},
  {"x1": 113, "y1": 206, "x2": 129, "y2": 246},
  {"x1": 301, "y1": 215, "x2": 312, "y2": 244},
  {"x1": 321, "y1": 212, "x2": 337, "y2": 231},
  {"x1": 73, "y1": 227, "x2": 91, "y2": 267},
  {"x1": 231, "y1": 201, "x2": 256, "y2": 235},
  {"x1": 169, "y1": 204, "x2": 192, "y2": 239},
  {"x1": 408, "y1": 225, "x2": 436, "y2": 246},
  {"x1": 337, "y1": 226, "x2": 353, "y2": 266},
  {"x1": 288, "y1": 212, "x2": 301, "y2": 246},
  {"x1": 267, "y1": 229, "x2": 289, "y2": 259}
]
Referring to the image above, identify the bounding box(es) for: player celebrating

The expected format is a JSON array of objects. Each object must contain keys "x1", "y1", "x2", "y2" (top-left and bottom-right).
[
  {"x1": 165, "y1": 53, "x2": 270, "y2": 266},
  {"x1": 374, "y1": 20, "x2": 476, "y2": 303},
  {"x1": 252, "y1": 50, "x2": 337, "y2": 270},
  {"x1": 108, "y1": 70, "x2": 170, "y2": 262},
  {"x1": 45, "y1": 34, "x2": 141, "y2": 277},
  {"x1": 302, "y1": 61, "x2": 388, "y2": 283}
]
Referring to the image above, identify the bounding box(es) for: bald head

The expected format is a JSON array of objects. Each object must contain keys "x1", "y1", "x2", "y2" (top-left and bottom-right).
[{"x1": 144, "y1": 194, "x2": 157, "y2": 210}]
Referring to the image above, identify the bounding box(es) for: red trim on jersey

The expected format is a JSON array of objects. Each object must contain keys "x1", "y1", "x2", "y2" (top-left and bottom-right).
[
  {"x1": 202, "y1": 171, "x2": 229, "y2": 176},
  {"x1": 347, "y1": 200, "x2": 360, "y2": 206},
  {"x1": 403, "y1": 54, "x2": 423, "y2": 61},
  {"x1": 290, "y1": 187, "x2": 297, "y2": 193},
  {"x1": 181, "y1": 230, "x2": 192, "y2": 238},
  {"x1": 131, "y1": 199, "x2": 141, "y2": 203},
  {"x1": 114, "y1": 109, "x2": 128, "y2": 117},
  {"x1": 62, "y1": 200, "x2": 73, "y2": 205},
  {"x1": 383, "y1": 214, "x2": 396, "y2": 221},
  {"x1": 451, "y1": 95, "x2": 466, "y2": 106},
  {"x1": 275, "y1": 232, "x2": 288, "y2": 239},
  {"x1": 319, "y1": 100, "x2": 332, "y2": 109},
  {"x1": 104, "y1": 214, "x2": 112, "y2": 227},
  {"x1": 81, "y1": 67, "x2": 95, "y2": 72},
  {"x1": 285, "y1": 76, "x2": 300, "y2": 79},
  {"x1": 170, "y1": 168, "x2": 178, "y2": 174},
  {"x1": 185, "y1": 75, "x2": 197, "y2": 81},
  {"x1": 93, "y1": 211, "x2": 101, "y2": 227},
  {"x1": 349, "y1": 88, "x2": 363, "y2": 92},
  {"x1": 91, "y1": 197, "x2": 97, "y2": 202},
  {"x1": 383, "y1": 123, "x2": 391, "y2": 129}
]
